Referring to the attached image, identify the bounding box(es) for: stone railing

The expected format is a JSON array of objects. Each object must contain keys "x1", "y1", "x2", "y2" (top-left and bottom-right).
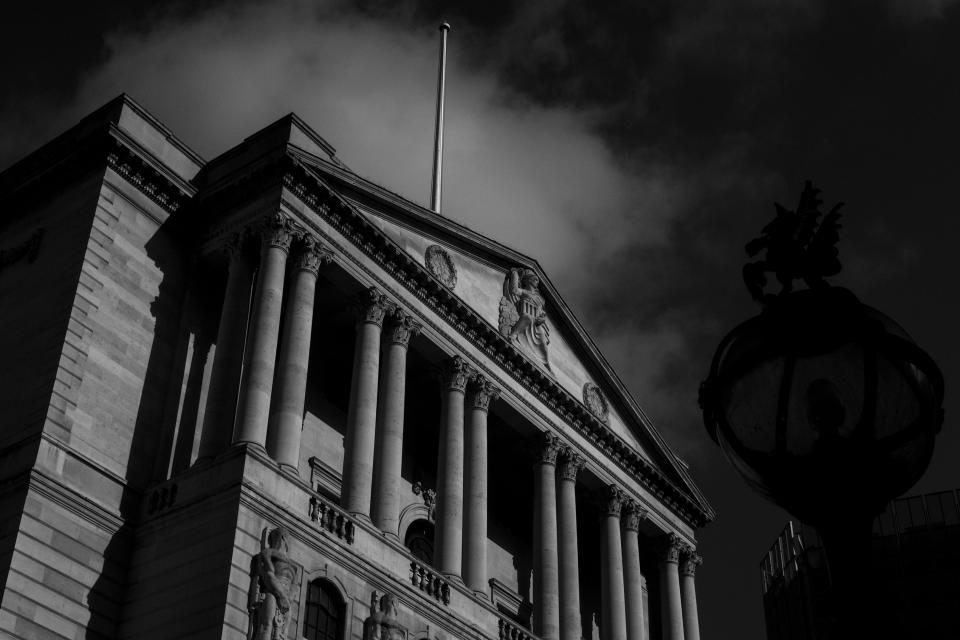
[
  {"x1": 498, "y1": 618, "x2": 537, "y2": 640},
  {"x1": 409, "y1": 561, "x2": 451, "y2": 605},
  {"x1": 308, "y1": 494, "x2": 355, "y2": 544}
]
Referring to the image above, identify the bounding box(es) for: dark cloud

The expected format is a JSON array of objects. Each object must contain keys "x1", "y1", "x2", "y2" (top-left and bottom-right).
[{"x1": 2, "y1": 1, "x2": 959, "y2": 638}]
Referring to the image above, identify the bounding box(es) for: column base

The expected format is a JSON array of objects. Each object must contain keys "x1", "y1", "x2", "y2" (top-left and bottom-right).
[
  {"x1": 278, "y1": 462, "x2": 301, "y2": 478},
  {"x1": 442, "y1": 573, "x2": 465, "y2": 587},
  {"x1": 349, "y1": 511, "x2": 373, "y2": 525}
]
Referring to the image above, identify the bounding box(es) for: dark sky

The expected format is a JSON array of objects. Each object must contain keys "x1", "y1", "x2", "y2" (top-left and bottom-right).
[{"x1": 3, "y1": 1, "x2": 959, "y2": 638}]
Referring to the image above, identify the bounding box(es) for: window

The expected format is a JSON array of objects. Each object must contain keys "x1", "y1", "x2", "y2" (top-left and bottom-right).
[
  {"x1": 304, "y1": 579, "x2": 344, "y2": 640},
  {"x1": 405, "y1": 519, "x2": 435, "y2": 565}
]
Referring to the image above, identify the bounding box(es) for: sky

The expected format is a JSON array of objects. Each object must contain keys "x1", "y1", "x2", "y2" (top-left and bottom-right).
[{"x1": 2, "y1": 1, "x2": 959, "y2": 638}]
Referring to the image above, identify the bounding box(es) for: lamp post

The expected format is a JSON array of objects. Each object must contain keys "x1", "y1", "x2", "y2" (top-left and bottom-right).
[{"x1": 699, "y1": 182, "x2": 944, "y2": 638}]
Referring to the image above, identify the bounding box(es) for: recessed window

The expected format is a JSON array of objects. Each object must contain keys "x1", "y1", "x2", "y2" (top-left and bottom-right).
[{"x1": 304, "y1": 579, "x2": 345, "y2": 640}]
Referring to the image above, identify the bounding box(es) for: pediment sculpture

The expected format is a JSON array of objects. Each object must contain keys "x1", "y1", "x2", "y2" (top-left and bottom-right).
[
  {"x1": 498, "y1": 267, "x2": 552, "y2": 373},
  {"x1": 363, "y1": 590, "x2": 407, "y2": 640},
  {"x1": 247, "y1": 526, "x2": 299, "y2": 640},
  {"x1": 425, "y1": 245, "x2": 457, "y2": 289}
]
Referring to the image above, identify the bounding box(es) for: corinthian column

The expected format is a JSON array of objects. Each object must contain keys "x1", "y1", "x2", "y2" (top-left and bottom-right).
[
  {"x1": 341, "y1": 288, "x2": 392, "y2": 518},
  {"x1": 533, "y1": 432, "x2": 561, "y2": 640},
  {"x1": 266, "y1": 238, "x2": 332, "y2": 471},
  {"x1": 658, "y1": 534, "x2": 686, "y2": 640},
  {"x1": 462, "y1": 374, "x2": 499, "y2": 594},
  {"x1": 557, "y1": 449, "x2": 585, "y2": 640},
  {"x1": 370, "y1": 309, "x2": 421, "y2": 536},
  {"x1": 621, "y1": 501, "x2": 647, "y2": 640},
  {"x1": 234, "y1": 214, "x2": 294, "y2": 448},
  {"x1": 434, "y1": 356, "x2": 472, "y2": 578},
  {"x1": 600, "y1": 486, "x2": 628, "y2": 640},
  {"x1": 679, "y1": 550, "x2": 702, "y2": 640},
  {"x1": 197, "y1": 232, "x2": 254, "y2": 461}
]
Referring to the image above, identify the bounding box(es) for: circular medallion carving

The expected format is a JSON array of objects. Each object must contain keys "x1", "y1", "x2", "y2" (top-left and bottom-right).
[
  {"x1": 425, "y1": 245, "x2": 457, "y2": 289},
  {"x1": 583, "y1": 382, "x2": 609, "y2": 423}
]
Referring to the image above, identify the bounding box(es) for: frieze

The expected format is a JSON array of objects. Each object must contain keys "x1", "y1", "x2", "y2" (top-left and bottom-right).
[
  {"x1": 425, "y1": 244, "x2": 457, "y2": 289},
  {"x1": 274, "y1": 160, "x2": 713, "y2": 528},
  {"x1": 582, "y1": 382, "x2": 609, "y2": 424}
]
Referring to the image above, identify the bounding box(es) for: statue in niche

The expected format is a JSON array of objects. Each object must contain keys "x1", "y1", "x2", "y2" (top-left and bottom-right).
[
  {"x1": 363, "y1": 591, "x2": 407, "y2": 640},
  {"x1": 247, "y1": 527, "x2": 298, "y2": 640},
  {"x1": 498, "y1": 268, "x2": 552, "y2": 372}
]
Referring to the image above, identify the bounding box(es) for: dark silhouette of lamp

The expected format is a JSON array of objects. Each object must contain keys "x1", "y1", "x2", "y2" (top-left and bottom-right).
[{"x1": 699, "y1": 182, "x2": 944, "y2": 638}]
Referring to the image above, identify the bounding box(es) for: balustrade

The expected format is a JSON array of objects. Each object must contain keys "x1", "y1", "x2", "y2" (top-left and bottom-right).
[
  {"x1": 409, "y1": 560, "x2": 452, "y2": 605},
  {"x1": 308, "y1": 494, "x2": 356, "y2": 544}
]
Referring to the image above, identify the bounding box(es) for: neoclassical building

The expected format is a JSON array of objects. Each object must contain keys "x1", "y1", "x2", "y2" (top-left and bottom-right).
[{"x1": 0, "y1": 95, "x2": 714, "y2": 640}]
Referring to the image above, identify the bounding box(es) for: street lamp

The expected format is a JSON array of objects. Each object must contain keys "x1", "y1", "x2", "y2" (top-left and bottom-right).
[{"x1": 699, "y1": 182, "x2": 944, "y2": 637}]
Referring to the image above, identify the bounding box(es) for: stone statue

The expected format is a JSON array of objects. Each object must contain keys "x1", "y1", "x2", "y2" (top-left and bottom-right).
[
  {"x1": 247, "y1": 527, "x2": 298, "y2": 640},
  {"x1": 742, "y1": 181, "x2": 843, "y2": 305},
  {"x1": 499, "y1": 268, "x2": 552, "y2": 372},
  {"x1": 363, "y1": 590, "x2": 407, "y2": 640}
]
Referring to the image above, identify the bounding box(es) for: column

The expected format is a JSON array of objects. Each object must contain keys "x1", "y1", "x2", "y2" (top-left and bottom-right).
[
  {"x1": 266, "y1": 238, "x2": 332, "y2": 471},
  {"x1": 234, "y1": 214, "x2": 294, "y2": 448},
  {"x1": 658, "y1": 534, "x2": 685, "y2": 640},
  {"x1": 341, "y1": 287, "x2": 392, "y2": 518},
  {"x1": 197, "y1": 232, "x2": 254, "y2": 461},
  {"x1": 600, "y1": 485, "x2": 628, "y2": 640},
  {"x1": 557, "y1": 449, "x2": 585, "y2": 640},
  {"x1": 679, "y1": 550, "x2": 702, "y2": 640},
  {"x1": 621, "y1": 501, "x2": 647, "y2": 640},
  {"x1": 434, "y1": 356, "x2": 471, "y2": 578},
  {"x1": 370, "y1": 309, "x2": 421, "y2": 535},
  {"x1": 533, "y1": 432, "x2": 561, "y2": 640},
  {"x1": 462, "y1": 374, "x2": 499, "y2": 594}
]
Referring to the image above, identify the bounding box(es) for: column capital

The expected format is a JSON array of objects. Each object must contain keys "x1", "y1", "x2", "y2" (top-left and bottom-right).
[
  {"x1": 534, "y1": 431, "x2": 562, "y2": 466},
  {"x1": 659, "y1": 532, "x2": 684, "y2": 565},
  {"x1": 556, "y1": 449, "x2": 585, "y2": 482},
  {"x1": 680, "y1": 549, "x2": 702, "y2": 577},
  {"x1": 602, "y1": 484, "x2": 625, "y2": 518},
  {"x1": 258, "y1": 212, "x2": 296, "y2": 253},
  {"x1": 293, "y1": 237, "x2": 334, "y2": 275},
  {"x1": 354, "y1": 287, "x2": 393, "y2": 327},
  {"x1": 441, "y1": 355, "x2": 473, "y2": 393},
  {"x1": 386, "y1": 309, "x2": 421, "y2": 347},
  {"x1": 467, "y1": 375, "x2": 500, "y2": 412},
  {"x1": 621, "y1": 500, "x2": 648, "y2": 532}
]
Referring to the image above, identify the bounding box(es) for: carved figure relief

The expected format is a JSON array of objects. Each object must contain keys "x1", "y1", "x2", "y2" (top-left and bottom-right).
[
  {"x1": 425, "y1": 245, "x2": 457, "y2": 289},
  {"x1": 363, "y1": 591, "x2": 407, "y2": 640},
  {"x1": 582, "y1": 382, "x2": 609, "y2": 423},
  {"x1": 498, "y1": 268, "x2": 552, "y2": 372},
  {"x1": 247, "y1": 527, "x2": 299, "y2": 640}
]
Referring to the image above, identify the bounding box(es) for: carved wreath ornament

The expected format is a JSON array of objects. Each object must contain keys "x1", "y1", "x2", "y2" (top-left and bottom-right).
[
  {"x1": 582, "y1": 382, "x2": 609, "y2": 423},
  {"x1": 425, "y1": 244, "x2": 457, "y2": 289}
]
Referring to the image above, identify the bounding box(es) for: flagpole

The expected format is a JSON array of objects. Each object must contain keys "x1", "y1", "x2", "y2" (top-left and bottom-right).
[{"x1": 430, "y1": 22, "x2": 451, "y2": 214}]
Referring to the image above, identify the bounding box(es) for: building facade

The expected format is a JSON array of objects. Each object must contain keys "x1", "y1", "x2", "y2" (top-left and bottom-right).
[
  {"x1": 760, "y1": 489, "x2": 960, "y2": 640},
  {"x1": 0, "y1": 95, "x2": 714, "y2": 640}
]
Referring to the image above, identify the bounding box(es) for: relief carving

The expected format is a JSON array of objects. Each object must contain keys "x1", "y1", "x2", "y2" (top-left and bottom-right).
[
  {"x1": 582, "y1": 382, "x2": 609, "y2": 424},
  {"x1": 363, "y1": 591, "x2": 408, "y2": 640},
  {"x1": 621, "y1": 499, "x2": 647, "y2": 532},
  {"x1": 680, "y1": 550, "x2": 702, "y2": 577},
  {"x1": 441, "y1": 356, "x2": 473, "y2": 393},
  {"x1": 412, "y1": 481, "x2": 437, "y2": 520},
  {"x1": 557, "y1": 450, "x2": 585, "y2": 482},
  {"x1": 259, "y1": 213, "x2": 295, "y2": 252},
  {"x1": 467, "y1": 375, "x2": 500, "y2": 412},
  {"x1": 354, "y1": 287, "x2": 393, "y2": 327},
  {"x1": 247, "y1": 527, "x2": 299, "y2": 640},
  {"x1": 425, "y1": 244, "x2": 457, "y2": 289},
  {"x1": 535, "y1": 432, "x2": 562, "y2": 466},
  {"x1": 0, "y1": 228, "x2": 44, "y2": 276},
  {"x1": 602, "y1": 485, "x2": 625, "y2": 518},
  {"x1": 294, "y1": 237, "x2": 334, "y2": 275},
  {"x1": 498, "y1": 268, "x2": 551, "y2": 373},
  {"x1": 659, "y1": 532, "x2": 684, "y2": 565},
  {"x1": 387, "y1": 310, "x2": 421, "y2": 348}
]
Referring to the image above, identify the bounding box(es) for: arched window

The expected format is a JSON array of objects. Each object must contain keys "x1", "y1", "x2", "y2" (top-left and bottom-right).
[
  {"x1": 404, "y1": 519, "x2": 435, "y2": 565},
  {"x1": 304, "y1": 579, "x2": 345, "y2": 640}
]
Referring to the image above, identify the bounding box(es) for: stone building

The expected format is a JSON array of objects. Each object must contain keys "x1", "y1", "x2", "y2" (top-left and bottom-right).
[{"x1": 0, "y1": 95, "x2": 714, "y2": 640}]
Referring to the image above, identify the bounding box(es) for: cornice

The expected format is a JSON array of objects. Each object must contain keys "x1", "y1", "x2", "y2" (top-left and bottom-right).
[{"x1": 279, "y1": 158, "x2": 712, "y2": 528}]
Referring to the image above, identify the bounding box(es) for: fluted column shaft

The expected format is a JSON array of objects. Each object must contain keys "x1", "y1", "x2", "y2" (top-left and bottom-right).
[
  {"x1": 341, "y1": 288, "x2": 391, "y2": 517},
  {"x1": 601, "y1": 486, "x2": 628, "y2": 640},
  {"x1": 371, "y1": 310, "x2": 420, "y2": 535},
  {"x1": 680, "y1": 552, "x2": 702, "y2": 640},
  {"x1": 197, "y1": 233, "x2": 254, "y2": 460},
  {"x1": 621, "y1": 502, "x2": 647, "y2": 640},
  {"x1": 463, "y1": 376, "x2": 499, "y2": 593},
  {"x1": 557, "y1": 451, "x2": 585, "y2": 640},
  {"x1": 234, "y1": 215, "x2": 293, "y2": 448},
  {"x1": 659, "y1": 535, "x2": 685, "y2": 640},
  {"x1": 266, "y1": 239, "x2": 331, "y2": 471},
  {"x1": 533, "y1": 433, "x2": 561, "y2": 640},
  {"x1": 435, "y1": 356, "x2": 471, "y2": 577}
]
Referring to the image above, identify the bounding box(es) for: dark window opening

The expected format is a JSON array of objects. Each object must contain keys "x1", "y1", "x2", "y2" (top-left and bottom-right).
[
  {"x1": 405, "y1": 519, "x2": 435, "y2": 565},
  {"x1": 304, "y1": 579, "x2": 345, "y2": 640}
]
